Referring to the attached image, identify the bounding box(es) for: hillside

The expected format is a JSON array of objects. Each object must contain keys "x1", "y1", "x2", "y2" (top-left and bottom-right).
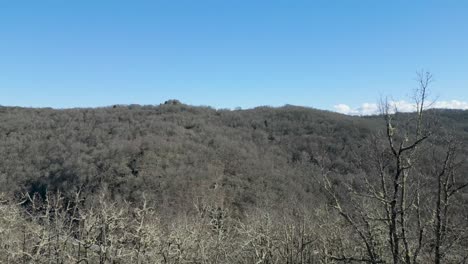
[
  {"x1": 0, "y1": 103, "x2": 368, "y2": 209},
  {"x1": 0, "y1": 102, "x2": 467, "y2": 263},
  {"x1": 1, "y1": 103, "x2": 467, "y2": 211}
]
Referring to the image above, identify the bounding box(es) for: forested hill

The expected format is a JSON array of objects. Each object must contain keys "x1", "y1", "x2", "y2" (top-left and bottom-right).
[{"x1": 0, "y1": 102, "x2": 467, "y2": 214}]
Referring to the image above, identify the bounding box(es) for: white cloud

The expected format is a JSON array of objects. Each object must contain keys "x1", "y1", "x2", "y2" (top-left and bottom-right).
[
  {"x1": 433, "y1": 100, "x2": 468, "y2": 110},
  {"x1": 333, "y1": 102, "x2": 379, "y2": 116},
  {"x1": 334, "y1": 100, "x2": 468, "y2": 116},
  {"x1": 333, "y1": 104, "x2": 352, "y2": 114}
]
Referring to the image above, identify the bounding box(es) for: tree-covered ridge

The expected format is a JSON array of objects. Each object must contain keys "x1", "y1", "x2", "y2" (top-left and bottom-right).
[{"x1": 0, "y1": 103, "x2": 376, "y2": 210}]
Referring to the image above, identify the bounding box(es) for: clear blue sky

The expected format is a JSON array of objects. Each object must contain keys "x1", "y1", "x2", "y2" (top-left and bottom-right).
[{"x1": 1, "y1": 0, "x2": 467, "y2": 110}]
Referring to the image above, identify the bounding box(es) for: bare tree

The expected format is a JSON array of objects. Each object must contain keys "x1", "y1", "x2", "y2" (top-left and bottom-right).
[{"x1": 322, "y1": 71, "x2": 468, "y2": 264}]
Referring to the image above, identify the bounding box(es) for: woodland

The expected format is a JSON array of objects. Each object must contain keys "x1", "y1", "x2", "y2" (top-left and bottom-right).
[{"x1": 0, "y1": 76, "x2": 467, "y2": 263}]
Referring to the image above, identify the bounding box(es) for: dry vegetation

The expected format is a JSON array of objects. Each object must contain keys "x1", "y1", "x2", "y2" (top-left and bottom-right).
[{"x1": 0, "y1": 190, "x2": 344, "y2": 263}]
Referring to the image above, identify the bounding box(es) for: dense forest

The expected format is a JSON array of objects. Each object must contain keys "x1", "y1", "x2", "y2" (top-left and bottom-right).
[
  {"x1": 1, "y1": 96, "x2": 467, "y2": 263},
  {"x1": 0, "y1": 100, "x2": 381, "y2": 212}
]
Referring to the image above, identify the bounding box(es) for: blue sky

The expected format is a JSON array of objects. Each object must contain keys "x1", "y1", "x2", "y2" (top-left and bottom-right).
[{"x1": 1, "y1": 1, "x2": 467, "y2": 112}]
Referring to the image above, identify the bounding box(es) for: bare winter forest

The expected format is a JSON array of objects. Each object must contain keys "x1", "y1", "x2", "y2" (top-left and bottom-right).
[{"x1": 1, "y1": 75, "x2": 468, "y2": 263}]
